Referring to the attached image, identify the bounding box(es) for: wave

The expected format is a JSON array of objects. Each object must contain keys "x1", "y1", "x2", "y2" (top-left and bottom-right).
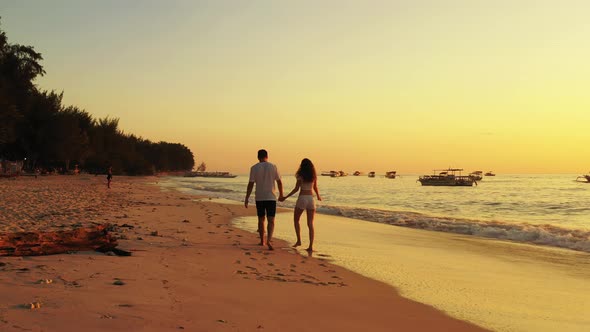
[
  {"x1": 318, "y1": 205, "x2": 590, "y2": 253},
  {"x1": 159, "y1": 180, "x2": 590, "y2": 253}
]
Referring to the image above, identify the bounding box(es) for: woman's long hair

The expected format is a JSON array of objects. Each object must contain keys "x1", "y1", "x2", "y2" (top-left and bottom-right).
[{"x1": 296, "y1": 158, "x2": 316, "y2": 182}]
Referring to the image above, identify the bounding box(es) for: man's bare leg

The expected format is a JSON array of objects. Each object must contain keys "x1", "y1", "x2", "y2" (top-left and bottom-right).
[
  {"x1": 267, "y1": 217, "x2": 275, "y2": 250},
  {"x1": 292, "y1": 208, "x2": 304, "y2": 247},
  {"x1": 257, "y1": 216, "x2": 265, "y2": 245}
]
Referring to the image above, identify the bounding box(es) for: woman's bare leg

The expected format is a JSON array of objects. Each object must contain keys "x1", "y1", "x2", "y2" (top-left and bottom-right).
[
  {"x1": 292, "y1": 208, "x2": 304, "y2": 247},
  {"x1": 305, "y1": 209, "x2": 315, "y2": 252}
]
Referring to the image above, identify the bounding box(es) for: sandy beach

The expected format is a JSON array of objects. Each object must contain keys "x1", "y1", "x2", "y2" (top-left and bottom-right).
[{"x1": 0, "y1": 175, "x2": 487, "y2": 331}]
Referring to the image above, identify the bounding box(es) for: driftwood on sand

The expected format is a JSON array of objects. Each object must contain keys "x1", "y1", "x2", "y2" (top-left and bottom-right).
[{"x1": 0, "y1": 224, "x2": 120, "y2": 256}]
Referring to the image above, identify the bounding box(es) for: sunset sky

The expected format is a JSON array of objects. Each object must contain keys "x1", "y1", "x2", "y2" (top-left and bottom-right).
[{"x1": 2, "y1": 1, "x2": 590, "y2": 174}]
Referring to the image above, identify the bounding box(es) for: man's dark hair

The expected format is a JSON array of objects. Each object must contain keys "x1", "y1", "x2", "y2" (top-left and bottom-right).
[{"x1": 257, "y1": 149, "x2": 268, "y2": 159}]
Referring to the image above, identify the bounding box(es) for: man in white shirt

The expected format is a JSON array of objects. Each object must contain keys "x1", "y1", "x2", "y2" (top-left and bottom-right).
[{"x1": 245, "y1": 149, "x2": 284, "y2": 250}]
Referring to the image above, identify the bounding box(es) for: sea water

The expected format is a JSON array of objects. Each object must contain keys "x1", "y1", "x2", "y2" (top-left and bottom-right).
[
  {"x1": 159, "y1": 174, "x2": 590, "y2": 252},
  {"x1": 158, "y1": 174, "x2": 590, "y2": 331}
]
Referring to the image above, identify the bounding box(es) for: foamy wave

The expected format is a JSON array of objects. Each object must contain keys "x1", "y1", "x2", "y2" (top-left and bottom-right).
[{"x1": 318, "y1": 206, "x2": 590, "y2": 253}]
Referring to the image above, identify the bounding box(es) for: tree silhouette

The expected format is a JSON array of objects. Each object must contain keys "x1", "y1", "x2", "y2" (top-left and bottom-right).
[{"x1": 0, "y1": 18, "x2": 194, "y2": 175}]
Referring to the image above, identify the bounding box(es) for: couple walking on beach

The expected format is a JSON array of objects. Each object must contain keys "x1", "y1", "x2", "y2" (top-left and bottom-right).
[{"x1": 244, "y1": 149, "x2": 322, "y2": 251}]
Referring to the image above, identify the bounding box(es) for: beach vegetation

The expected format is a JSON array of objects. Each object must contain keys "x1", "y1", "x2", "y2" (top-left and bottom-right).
[{"x1": 0, "y1": 18, "x2": 194, "y2": 175}]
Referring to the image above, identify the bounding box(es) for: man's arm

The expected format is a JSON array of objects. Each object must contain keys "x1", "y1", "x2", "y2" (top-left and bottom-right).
[
  {"x1": 276, "y1": 179, "x2": 284, "y2": 200},
  {"x1": 245, "y1": 182, "x2": 254, "y2": 208}
]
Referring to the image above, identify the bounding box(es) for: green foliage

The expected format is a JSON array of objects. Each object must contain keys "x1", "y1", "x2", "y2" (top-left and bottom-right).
[{"x1": 0, "y1": 18, "x2": 194, "y2": 175}]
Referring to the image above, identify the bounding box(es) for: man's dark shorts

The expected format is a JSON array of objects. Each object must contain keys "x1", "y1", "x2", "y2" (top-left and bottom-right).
[{"x1": 255, "y1": 200, "x2": 277, "y2": 218}]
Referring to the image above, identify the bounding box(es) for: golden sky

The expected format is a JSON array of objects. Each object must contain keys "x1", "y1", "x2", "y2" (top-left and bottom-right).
[{"x1": 3, "y1": 1, "x2": 590, "y2": 174}]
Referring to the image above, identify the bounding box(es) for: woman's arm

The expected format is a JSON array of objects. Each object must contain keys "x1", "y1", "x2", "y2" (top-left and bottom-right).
[
  {"x1": 283, "y1": 179, "x2": 301, "y2": 200},
  {"x1": 313, "y1": 180, "x2": 322, "y2": 201}
]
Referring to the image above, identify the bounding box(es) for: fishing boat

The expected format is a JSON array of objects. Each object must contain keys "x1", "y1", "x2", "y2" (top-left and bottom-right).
[
  {"x1": 484, "y1": 171, "x2": 496, "y2": 176},
  {"x1": 385, "y1": 171, "x2": 397, "y2": 179},
  {"x1": 576, "y1": 173, "x2": 590, "y2": 183},
  {"x1": 184, "y1": 171, "x2": 237, "y2": 178},
  {"x1": 418, "y1": 168, "x2": 476, "y2": 186},
  {"x1": 368, "y1": 171, "x2": 376, "y2": 178},
  {"x1": 469, "y1": 171, "x2": 483, "y2": 181}
]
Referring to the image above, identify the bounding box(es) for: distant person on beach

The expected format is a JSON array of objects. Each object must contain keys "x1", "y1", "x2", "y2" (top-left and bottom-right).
[
  {"x1": 280, "y1": 158, "x2": 322, "y2": 252},
  {"x1": 107, "y1": 166, "x2": 113, "y2": 189},
  {"x1": 245, "y1": 149, "x2": 284, "y2": 250}
]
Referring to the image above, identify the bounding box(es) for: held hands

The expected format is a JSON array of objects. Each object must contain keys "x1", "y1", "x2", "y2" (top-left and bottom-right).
[{"x1": 278, "y1": 194, "x2": 287, "y2": 202}]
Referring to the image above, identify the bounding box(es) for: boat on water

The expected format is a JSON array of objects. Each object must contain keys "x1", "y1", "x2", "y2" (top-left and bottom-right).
[
  {"x1": 469, "y1": 170, "x2": 483, "y2": 181},
  {"x1": 353, "y1": 171, "x2": 362, "y2": 176},
  {"x1": 184, "y1": 171, "x2": 237, "y2": 178},
  {"x1": 368, "y1": 171, "x2": 376, "y2": 178},
  {"x1": 418, "y1": 168, "x2": 476, "y2": 186},
  {"x1": 484, "y1": 171, "x2": 496, "y2": 176},
  {"x1": 385, "y1": 171, "x2": 397, "y2": 179},
  {"x1": 321, "y1": 170, "x2": 338, "y2": 177},
  {"x1": 576, "y1": 173, "x2": 590, "y2": 183}
]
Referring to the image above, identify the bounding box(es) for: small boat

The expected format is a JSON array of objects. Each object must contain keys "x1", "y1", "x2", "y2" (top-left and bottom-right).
[
  {"x1": 576, "y1": 173, "x2": 590, "y2": 183},
  {"x1": 335, "y1": 170, "x2": 348, "y2": 177},
  {"x1": 385, "y1": 171, "x2": 397, "y2": 179},
  {"x1": 321, "y1": 171, "x2": 338, "y2": 177},
  {"x1": 184, "y1": 171, "x2": 237, "y2": 178},
  {"x1": 469, "y1": 171, "x2": 483, "y2": 181},
  {"x1": 418, "y1": 168, "x2": 476, "y2": 186},
  {"x1": 353, "y1": 171, "x2": 362, "y2": 176},
  {"x1": 368, "y1": 171, "x2": 376, "y2": 178},
  {"x1": 484, "y1": 171, "x2": 496, "y2": 176}
]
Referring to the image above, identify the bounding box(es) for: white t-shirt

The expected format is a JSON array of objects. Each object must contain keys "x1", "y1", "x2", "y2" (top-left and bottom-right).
[{"x1": 249, "y1": 161, "x2": 281, "y2": 201}]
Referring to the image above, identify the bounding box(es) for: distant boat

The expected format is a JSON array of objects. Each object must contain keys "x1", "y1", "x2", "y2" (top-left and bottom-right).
[
  {"x1": 321, "y1": 171, "x2": 338, "y2": 177},
  {"x1": 418, "y1": 168, "x2": 476, "y2": 186},
  {"x1": 334, "y1": 170, "x2": 348, "y2": 177},
  {"x1": 576, "y1": 172, "x2": 590, "y2": 183},
  {"x1": 385, "y1": 171, "x2": 397, "y2": 179},
  {"x1": 469, "y1": 171, "x2": 483, "y2": 181},
  {"x1": 353, "y1": 171, "x2": 362, "y2": 176},
  {"x1": 184, "y1": 171, "x2": 237, "y2": 178},
  {"x1": 484, "y1": 171, "x2": 496, "y2": 176},
  {"x1": 368, "y1": 171, "x2": 376, "y2": 178}
]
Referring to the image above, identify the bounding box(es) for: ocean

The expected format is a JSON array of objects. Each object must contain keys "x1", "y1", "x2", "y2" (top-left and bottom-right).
[
  {"x1": 158, "y1": 174, "x2": 590, "y2": 331},
  {"x1": 159, "y1": 173, "x2": 590, "y2": 253}
]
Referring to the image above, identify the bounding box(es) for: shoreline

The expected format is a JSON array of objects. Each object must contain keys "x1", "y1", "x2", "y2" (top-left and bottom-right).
[{"x1": 0, "y1": 175, "x2": 486, "y2": 331}]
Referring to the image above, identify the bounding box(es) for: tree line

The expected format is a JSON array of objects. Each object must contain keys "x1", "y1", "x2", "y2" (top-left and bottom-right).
[{"x1": 0, "y1": 19, "x2": 194, "y2": 175}]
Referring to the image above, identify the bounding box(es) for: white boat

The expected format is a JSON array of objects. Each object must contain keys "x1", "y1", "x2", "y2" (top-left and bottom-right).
[
  {"x1": 184, "y1": 171, "x2": 237, "y2": 178},
  {"x1": 385, "y1": 171, "x2": 397, "y2": 179},
  {"x1": 576, "y1": 173, "x2": 590, "y2": 183},
  {"x1": 418, "y1": 168, "x2": 476, "y2": 186}
]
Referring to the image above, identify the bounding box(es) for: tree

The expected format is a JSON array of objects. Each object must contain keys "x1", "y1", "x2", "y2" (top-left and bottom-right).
[{"x1": 0, "y1": 18, "x2": 195, "y2": 174}]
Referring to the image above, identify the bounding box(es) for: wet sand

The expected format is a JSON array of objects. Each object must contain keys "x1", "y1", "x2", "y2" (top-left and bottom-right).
[
  {"x1": 235, "y1": 212, "x2": 590, "y2": 331},
  {"x1": 0, "y1": 175, "x2": 486, "y2": 331}
]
